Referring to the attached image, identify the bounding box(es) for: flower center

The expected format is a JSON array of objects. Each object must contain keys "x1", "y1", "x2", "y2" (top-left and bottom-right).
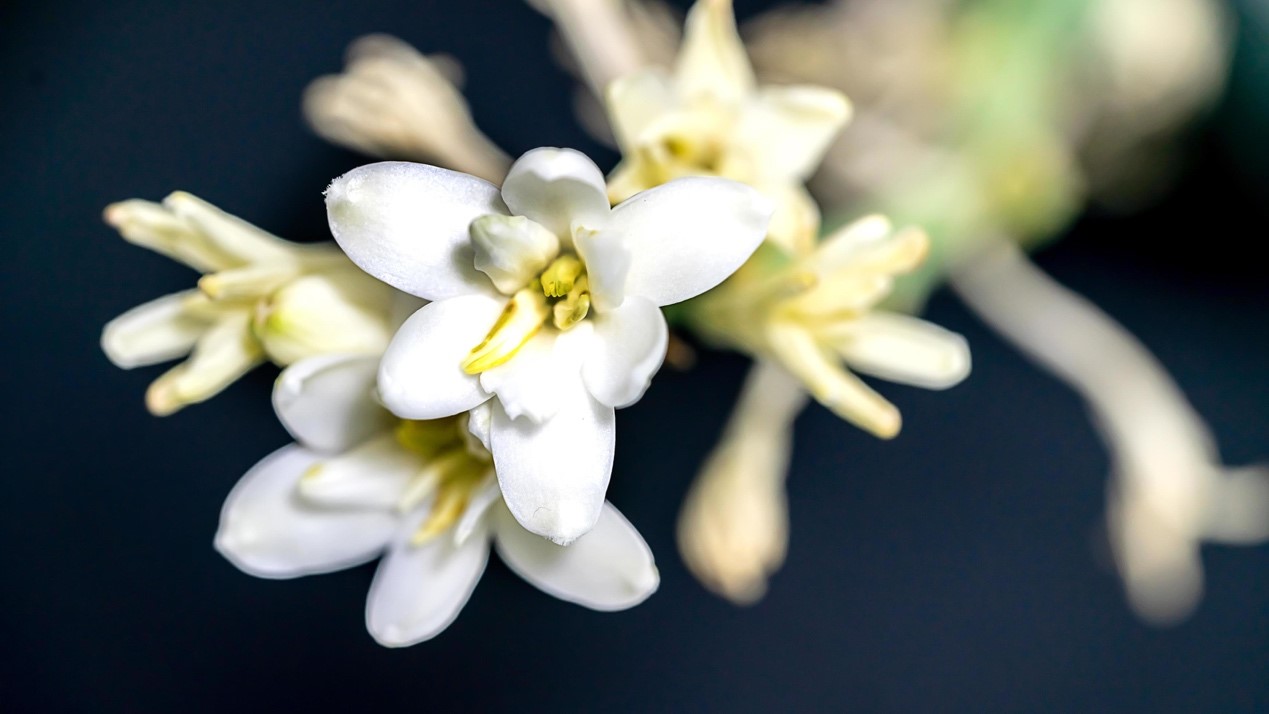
[
  {"x1": 460, "y1": 254, "x2": 592, "y2": 374},
  {"x1": 393, "y1": 416, "x2": 492, "y2": 545}
]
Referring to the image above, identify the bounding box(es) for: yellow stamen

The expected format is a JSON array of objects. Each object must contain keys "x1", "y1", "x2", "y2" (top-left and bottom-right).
[
  {"x1": 461, "y1": 286, "x2": 549, "y2": 374},
  {"x1": 394, "y1": 417, "x2": 461, "y2": 459},
  {"x1": 552, "y1": 274, "x2": 591, "y2": 331},
  {"x1": 540, "y1": 255, "x2": 584, "y2": 298}
]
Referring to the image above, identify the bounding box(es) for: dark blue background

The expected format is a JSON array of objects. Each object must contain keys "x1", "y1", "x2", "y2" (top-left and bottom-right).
[{"x1": 2, "y1": 1, "x2": 1266, "y2": 710}]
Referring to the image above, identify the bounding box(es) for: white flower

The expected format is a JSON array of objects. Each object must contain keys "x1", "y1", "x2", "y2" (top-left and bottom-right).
[
  {"x1": 691, "y1": 215, "x2": 971, "y2": 438},
  {"x1": 101, "y1": 192, "x2": 396, "y2": 415},
  {"x1": 604, "y1": 0, "x2": 851, "y2": 255},
  {"x1": 215, "y1": 354, "x2": 660, "y2": 647},
  {"x1": 325, "y1": 147, "x2": 771, "y2": 543}
]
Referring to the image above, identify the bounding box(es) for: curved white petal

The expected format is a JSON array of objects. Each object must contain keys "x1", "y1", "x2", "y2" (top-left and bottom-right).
[
  {"x1": 297, "y1": 434, "x2": 419, "y2": 510},
  {"x1": 365, "y1": 516, "x2": 491, "y2": 647},
  {"x1": 500, "y1": 148, "x2": 611, "y2": 240},
  {"x1": 581, "y1": 296, "x2": 667, "y2": 408},
  {"x1": 605, "y1": 177, "x2": 772, "y2": 306},
  {"x1": 573, "y1": 227, "x2": 631, "y2": 312},
  {"x1": 214, "y1": 445, "x2": 397, "y2": 579},
  {"x1": 605, "y1": 71, "x2": 679, "y2": 152},
  {"x1": 494, "y1": 501, "x2": 658, "y2": 611},
  {"x1": 377, "y1": 295, "x2": 502, "y2": 419},
  {"x1": 102, "y1": 290, "x2": 208, "y2": 369},
  {"x1": 466, "y1": 401, "x2": 494, "y2": 453},
  {"x1": 478, "y1": 325, "x2": 592, "y2": 423},
  {"x1": 490, "y1": 383, "x2": 616, "y2": 545},
  {"x1": 325, "y1": 161, "x2": 505, "y2": 301},
  {"x1": 675, "y1": 0, "x2": 754, "y2": 104},
  {"x1": 453, "y1": 474, "x2": 501, "y2": 547},
  {"x1": 730, "y1": 86, "x2": 852, "y2": 181},
  {"x1": 274, "y1": 354, "x2": 393, "y2": 453},
  {"x1": 828, "y1": 313, "x2": 972, "y2": 390}
]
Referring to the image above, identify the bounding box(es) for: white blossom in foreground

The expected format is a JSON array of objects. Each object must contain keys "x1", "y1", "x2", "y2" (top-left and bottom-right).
[
  {"x1": 325, "y1": 147, "x2": 771, "y2": 543},
  {"x1": 101, "y1": 192, "x2": 395, "y2": 415},
  {"x1": 216, "y1": 354, "x2": 659, "y2": 647},
  {"x1": 604, "y1": 0, "x2": 851, "y2": 255},
  {"x1": 691, "y1": 215, "x2": 971, "y2": 438}
]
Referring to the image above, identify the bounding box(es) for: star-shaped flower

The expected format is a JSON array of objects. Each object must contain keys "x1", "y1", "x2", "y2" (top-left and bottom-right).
[
  {"x1": 216, "y1": 354, "x2": 659, "y2": 647},
  {"x1": 603, "y1": 0, "x2": 851, "y2": 256},
  {"x1": 325, "y1": 147, "x2": 771, "y2": 543}
]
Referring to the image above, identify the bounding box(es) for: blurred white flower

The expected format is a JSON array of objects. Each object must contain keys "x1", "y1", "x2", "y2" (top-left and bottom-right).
[
  {"x1": 304, "y1": 34, "x2": 510, "y2": 183},
  {"x1": 604, "y1": 0, "x2": 851, "y2": 255},
  {"x1": 325, "y1": 147, "x2": 771, "y2": 543},
  {"x1": 692, "y1": 215, "x2": 970, "y2": 438},
  {"x1": 101, "y1": 192, "x2": 395, "y2": 415},
  {"x1": 216, "y1": 353, "x2": 659, "y2": 647}
]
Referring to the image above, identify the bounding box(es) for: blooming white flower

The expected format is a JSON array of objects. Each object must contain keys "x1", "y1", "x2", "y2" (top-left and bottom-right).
[
  {"x1": 101, "y1": 192, "x2": 396, "y2": 414},
  {"x1": 604, "y1": 0, "x2": 851, "y2": 255},
  {"x1": 325, "y1": 147, "x2": 771, "y2": 543},
  {"x1": 690, "y1": 215, "x2": 971, "y2": 438},
  {"x1": 216, "y1": 353, "x2": 659, "y2": 647}
]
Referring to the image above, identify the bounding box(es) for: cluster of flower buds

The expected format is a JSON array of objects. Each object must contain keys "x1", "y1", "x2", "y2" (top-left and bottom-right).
[{"x1": 102, "y1": 0, "x2": 1263, "y2": 644}]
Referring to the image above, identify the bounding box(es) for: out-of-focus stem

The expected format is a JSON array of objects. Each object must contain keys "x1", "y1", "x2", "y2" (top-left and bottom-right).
[{"x1": 950, "y1": 238, "x2": 1268, "y2": 624}]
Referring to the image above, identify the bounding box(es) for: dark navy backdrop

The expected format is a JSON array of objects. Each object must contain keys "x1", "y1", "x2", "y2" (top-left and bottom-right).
[{"x1": 2, "y1": 1, "x2": 1266, "y2": 711}]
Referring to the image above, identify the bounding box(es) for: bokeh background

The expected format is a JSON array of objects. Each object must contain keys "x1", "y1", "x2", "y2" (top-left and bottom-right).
[{"x1": 2, "y1": 0, "x2": 1266, "y2": 710}]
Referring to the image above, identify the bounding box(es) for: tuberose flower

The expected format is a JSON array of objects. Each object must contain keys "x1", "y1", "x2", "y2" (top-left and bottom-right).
[
  {"x1": 689, "y1": 215, "x2": 970, "y2": 438},
  {"x1": 101, "y1": 192, "x2": 396, "y2": 415},
  {"x1": 216, "y1": 353, "x2": 659, "y2": 647},
  {"x1": 325, "y1": 147, "x2": 771, "y2": 543},
  {"x1": 604, "y1": 0, "x2": 851, "y2": 255}
]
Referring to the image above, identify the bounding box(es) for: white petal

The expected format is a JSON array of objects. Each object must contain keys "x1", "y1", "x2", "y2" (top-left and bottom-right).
[
  {"x1": 674, "y1": 0, "x2": 754, "y2": 104},
  {"x1": 325, "y1": 161, "x2": 505, "y2": 301},
  {"x1": 297, "y1": 434, "x2": 419, "y2": 510},
  {"x1": 164, "y1": 191, "x2": 300, "y2": 266},
  {"x1": 453, "y1": 474, "x2": 501, "y2": 547},
  {"x1": 581, "y1": 296, "x2": 667, "y2": 408},
  {"x1": 827, "y1": 313, "x2": 972, "y2": 390},
  {"x1": 274, "y1": 354, "x2": 394, "y2": 453},
  {"x1": 144, "y1": 310, "x2": 265, "y2": 416},
  {"x1": 493, "y1": 501, "x2": 658, "y2": 611},
  {"x1": 729, "y1": 86, "x2": 851, "y2": 181},
  {"x1": 604, "y1": 177, "x2": 772, "y2": 306},
  {"x1": 366, "y1": 516, "x2": 490, "y2": 647},
  {"x1": 470, "y1": 215, "x2": 560, "y2": 294},
  {"x1": 377, "y1": 295, "x2": 502, "y2": 419},
  {"x1": 215, "y1": 445, "x2": 397, "y2": 578},
  {"x1": 500, "y1": 148, "x2": 611, "y2": 240},
  {"x1": 254, "y1": 267, "x2": 395, "y2": 366},
  {"x1": 101, "y1": 290, "x2": 207, "y2": 368},
  {"x1": 490, "y1": 382, "x2": 616, "y2": 544},
  {"x1": 573, "y1": 226, "x2": 631, "y2": 312},
  {"x1": 478, "y1": 325, "x2": 591, "y2": 423},
  {"x1": 466, "y1": 401, "x2": 494, "y2": 453},
  {"x1": 605, "y1": 71, "x2": 679, "y2": 152}
]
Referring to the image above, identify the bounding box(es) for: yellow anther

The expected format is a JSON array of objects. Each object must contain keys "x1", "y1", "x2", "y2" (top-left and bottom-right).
[
  {"x1": 540, "y1": 255, "x2": 584, "y2": 298},
  {"x1": 397, "y1": 447, "x2": 473, "y2": 513},
  {"x1": 552, "y1": 274, "x2": 591, "y2": 331},
  {"x1": 394, "y1": 417, "x2": 461, "y2": 458},
  {"x1": 461, "y1": 287, "x2": 549, "y2": 374}
]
